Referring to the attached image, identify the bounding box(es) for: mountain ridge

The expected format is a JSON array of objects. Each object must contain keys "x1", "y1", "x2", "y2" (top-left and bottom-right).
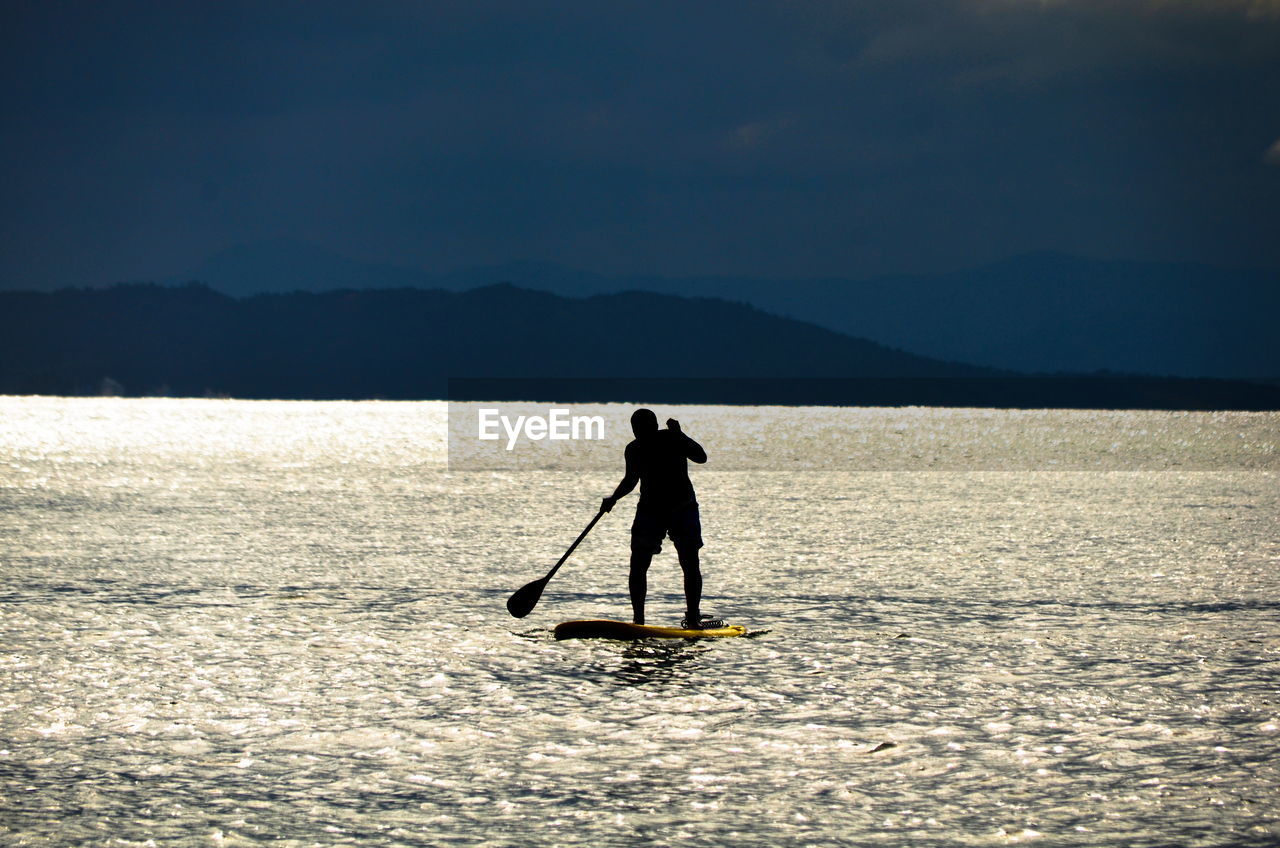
[
  {"x1": 165, "y1": 241, "x2": 1276, "y2": 378},
  {"x1": 3, "y1": 282, "x2": 1277, "y2": 409},
  {"x1": 0, "y1": 282, "x2": 991, "y2": 400},
  {"x1": 5, "y1": 240, "x2": 1274, "y2": 377}
]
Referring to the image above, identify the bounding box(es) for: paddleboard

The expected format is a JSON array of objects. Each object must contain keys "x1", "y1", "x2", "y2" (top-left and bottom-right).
[{"x1": 553, "y1": 619, "x2": 747, "y2": 641}]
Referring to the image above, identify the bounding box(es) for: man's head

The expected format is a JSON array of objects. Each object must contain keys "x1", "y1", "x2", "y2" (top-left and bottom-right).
[{"x1": 630, "y1": 408, "x2": 659, "y2": 437}]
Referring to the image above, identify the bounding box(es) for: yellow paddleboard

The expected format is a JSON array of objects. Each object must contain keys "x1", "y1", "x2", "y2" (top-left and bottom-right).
[{"x1": 553, "y1": 619, "x2": 746, "y2": 641}]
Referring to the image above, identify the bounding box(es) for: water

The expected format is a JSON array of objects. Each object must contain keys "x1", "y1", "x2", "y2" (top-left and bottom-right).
[{"x1": 1, "y1": 397, "x2": 1277, "y2": 846}]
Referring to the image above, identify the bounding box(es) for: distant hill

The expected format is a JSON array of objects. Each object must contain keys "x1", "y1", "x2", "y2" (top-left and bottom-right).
[
  {"x1": 659, "y1": 253, "x2": 1280, "y2": 380},
  {"x1": 172, "y1": 241, "x2": 1279, "y2": 379},
  {"x1": 189, "y1": 239, "x2": 439, "y2": 294},
  {"x1": 3, "y1": 283, "x2": 1277, "y2": 409},
  {"x1": 0, "y1": 283, "x2": 990, "y2": 400}
]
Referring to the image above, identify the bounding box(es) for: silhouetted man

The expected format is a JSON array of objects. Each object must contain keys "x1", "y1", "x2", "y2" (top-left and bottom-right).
[{"x1": 602, "y1": 408, "x2": 720, "y2": 629}]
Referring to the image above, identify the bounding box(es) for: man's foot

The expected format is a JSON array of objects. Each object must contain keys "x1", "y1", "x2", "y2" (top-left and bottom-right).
[{"x1": 681, "y1": 614, "x2": 726, "y2": 630}]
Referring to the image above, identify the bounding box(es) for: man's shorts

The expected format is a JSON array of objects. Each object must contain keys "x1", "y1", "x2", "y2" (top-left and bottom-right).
[{"x1": 631, "y1": 501, "x2": 703, "y2": 555}]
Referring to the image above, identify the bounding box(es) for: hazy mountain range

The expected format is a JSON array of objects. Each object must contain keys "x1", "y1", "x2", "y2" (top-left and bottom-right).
[
  {"x1": 0, "y1": 283, "x2": 987, "y2": 400},
  {"x1": 3, "y1": 283, "x2": 1276, "y2": 409},
  {"x1": 174, "y1": 240, "x2": 1277, "y2": 379}
]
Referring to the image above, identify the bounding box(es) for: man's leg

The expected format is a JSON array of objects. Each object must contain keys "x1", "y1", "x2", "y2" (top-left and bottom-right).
[
  {"x1": 629, "y1": 551, "x2": 653, "y2": 625},
  {"x1": 676, "y1": 544, "x2": 702, "y2": 624},
  {"x1": 670, "y1": 503, "x2": 705, "y2": 626}
]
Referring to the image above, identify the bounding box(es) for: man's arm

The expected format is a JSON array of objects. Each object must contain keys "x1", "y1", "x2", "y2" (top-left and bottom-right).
[
  {"x1": 667, "y1": 418, "x2": 707, "y2": 464},
  {"x1": 602, "y1": 444, "x2": 640, "y2": 512}
]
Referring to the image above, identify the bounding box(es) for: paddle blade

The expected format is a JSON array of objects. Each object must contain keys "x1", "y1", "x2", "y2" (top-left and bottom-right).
[{"x1": 506, "y1": 577, "x2": 547, "y2": 619}]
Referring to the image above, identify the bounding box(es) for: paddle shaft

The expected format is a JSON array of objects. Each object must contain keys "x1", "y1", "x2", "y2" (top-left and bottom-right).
[
  {"x1": 544, "y1": 507, "x2": 606, "y2": 584},
  {"x1": 506, "y1": 507, "x2": 606, "y2": 618}
]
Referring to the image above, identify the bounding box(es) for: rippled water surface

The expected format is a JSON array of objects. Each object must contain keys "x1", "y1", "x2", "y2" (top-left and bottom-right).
[{"x1": 1, "y1": 398, "x2": 1277, "y2": 846}]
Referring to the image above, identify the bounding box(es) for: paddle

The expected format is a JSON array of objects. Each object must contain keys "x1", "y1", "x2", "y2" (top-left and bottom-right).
[{"x1": 506, "y1": 507, "x2": 607, "y2": 618}]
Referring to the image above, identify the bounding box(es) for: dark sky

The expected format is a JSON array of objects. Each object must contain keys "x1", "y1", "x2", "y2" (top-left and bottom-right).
[{"x1": 3, "y1": 0, "x2": 1279, "y2": 288}]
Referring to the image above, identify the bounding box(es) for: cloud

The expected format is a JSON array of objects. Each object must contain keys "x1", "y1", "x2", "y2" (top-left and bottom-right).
[
  {"x1": 727, "y1": 117, "x2": 796, "y2": 152},
  {"x1": 2, "y1": 0, "x2": 1279, "y2": 282},
  {"x1": 988, "y1": 0, "x2": 1280, "y2": 17},
  {"x1": 845, "y1": 0, "x2": 1280, "y2": 85}
]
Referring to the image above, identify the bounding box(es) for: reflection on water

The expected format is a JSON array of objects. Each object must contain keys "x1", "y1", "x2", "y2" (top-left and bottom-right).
[
  {"x1": 0, "y1": 398, "x2": 1277, "y2": 847},
  {"x1": 612, "y1": 641, "x2": 704, "y2": 687}
]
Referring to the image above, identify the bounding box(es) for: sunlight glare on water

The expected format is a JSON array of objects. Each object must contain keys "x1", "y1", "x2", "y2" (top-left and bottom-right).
[{"x1": 1, "y1": 397, "x2": 1277, "y2": 846}]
